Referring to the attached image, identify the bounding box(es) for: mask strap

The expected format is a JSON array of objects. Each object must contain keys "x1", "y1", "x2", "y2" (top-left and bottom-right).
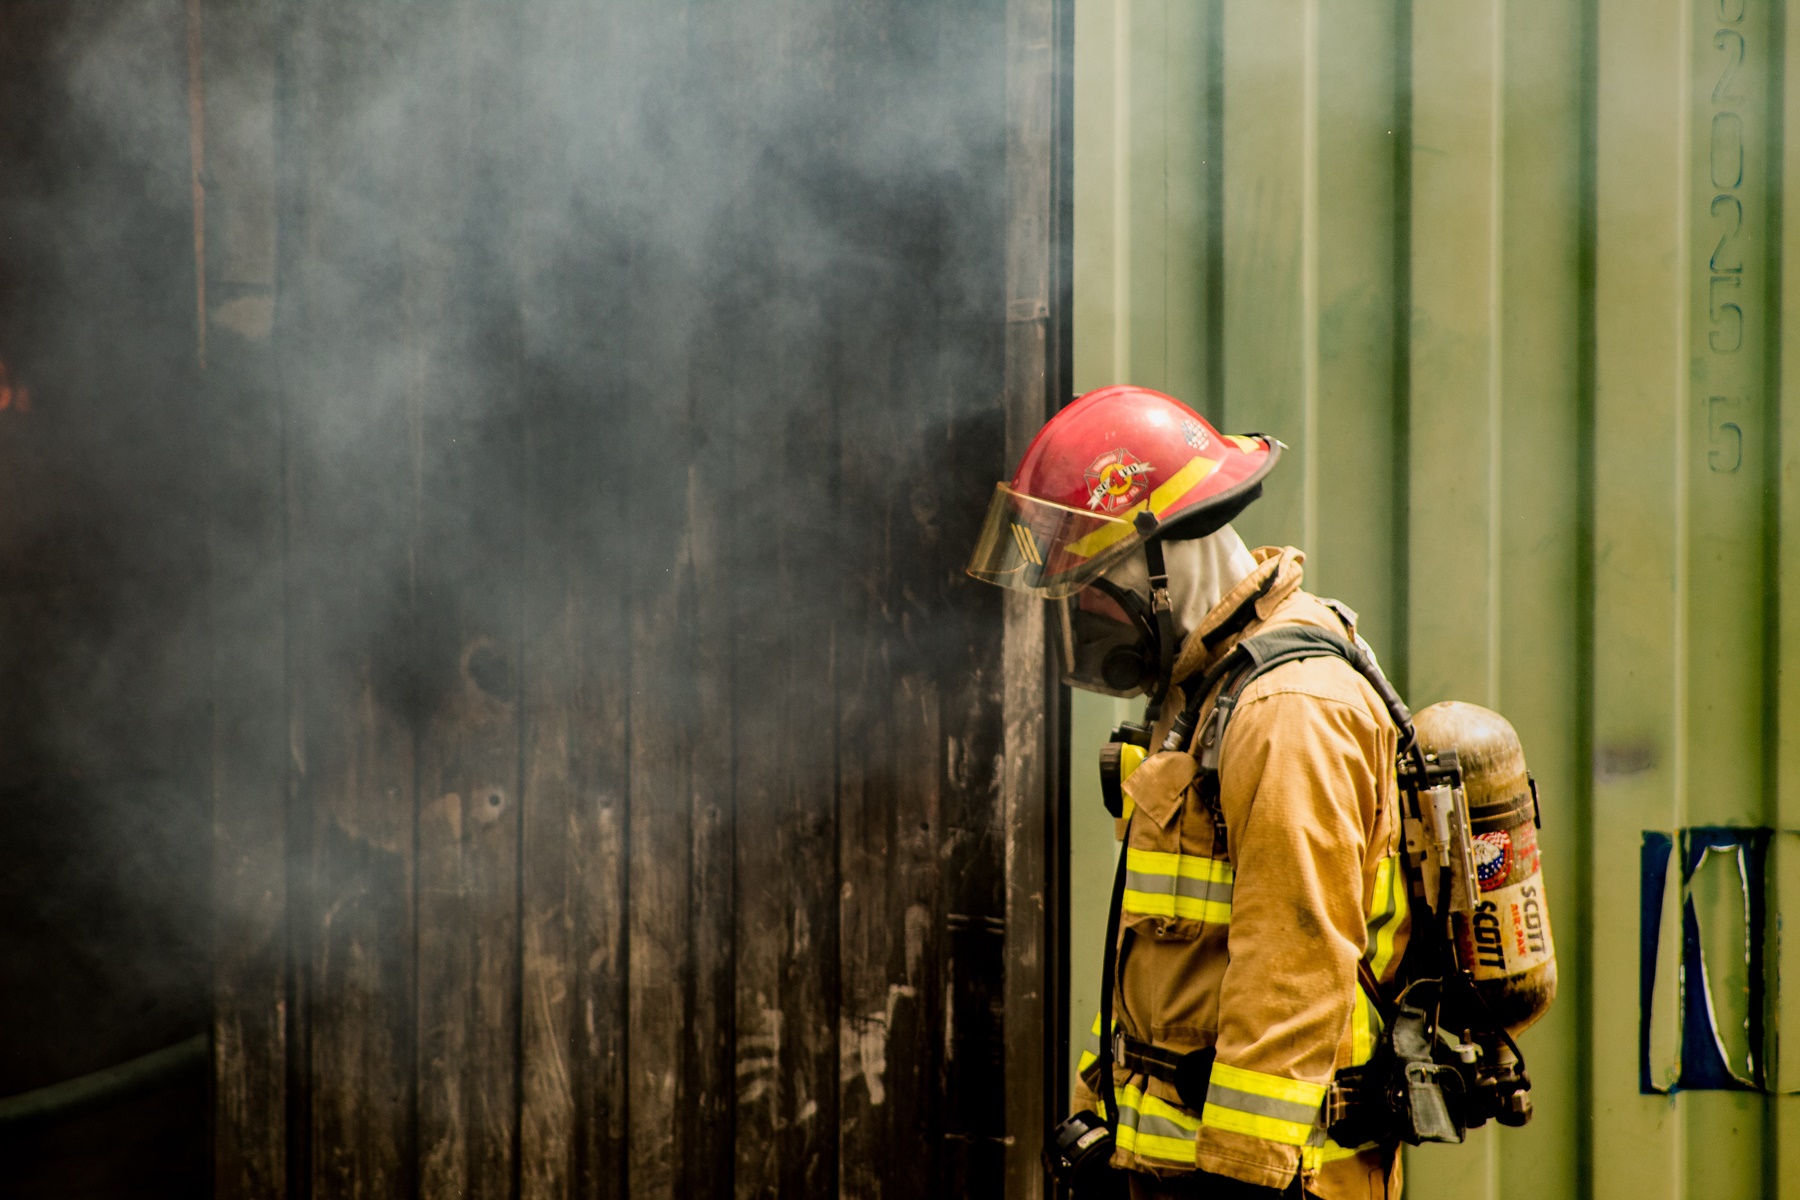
[{"x1": 1139, "y1": 516, "x2": 1175, "y2": 724}]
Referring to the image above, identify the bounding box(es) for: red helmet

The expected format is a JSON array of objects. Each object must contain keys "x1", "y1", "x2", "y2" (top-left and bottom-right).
[{"x1": 967, "y1": 385, "x2": 1280, "y2": 598}]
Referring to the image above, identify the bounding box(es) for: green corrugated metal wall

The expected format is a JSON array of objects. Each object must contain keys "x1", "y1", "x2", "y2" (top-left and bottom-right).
[{"x1": 1067, "y1": 1, "x2": 1800, "y2": 1197}]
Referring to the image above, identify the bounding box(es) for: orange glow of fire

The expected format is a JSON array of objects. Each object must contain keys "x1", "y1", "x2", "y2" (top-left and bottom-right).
[{"x1": 0, "y1": 358, "x2": 30, "y2": 413}]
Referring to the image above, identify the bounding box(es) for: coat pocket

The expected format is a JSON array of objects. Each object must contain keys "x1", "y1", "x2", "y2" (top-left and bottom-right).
[{"x1": 1119, "y1": 752, "x2": 1232, "y2": 941}]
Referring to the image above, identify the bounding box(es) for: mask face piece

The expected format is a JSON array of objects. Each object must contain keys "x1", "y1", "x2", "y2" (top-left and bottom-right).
[{"x1": 1056, "y1": 554, "x2": 1157, "y2": 697}]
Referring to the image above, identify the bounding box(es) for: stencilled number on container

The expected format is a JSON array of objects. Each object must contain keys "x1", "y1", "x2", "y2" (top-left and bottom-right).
[
  {"x1": 1709, "y1": 395, "x2": 1743, "y2": 472},
  {"x1": 1710, "y1": 195, "x2": 1743, "y2": 273},
  {"x1": 1712, "y1": 29, "x2": 1745, "y2": 101},
  {"x1": 1708, "y1": 275, "x2": 1743, "y2": 352},
  {"x1": 1706, "y1": 3, "x2": 1751, "y2": 365}
]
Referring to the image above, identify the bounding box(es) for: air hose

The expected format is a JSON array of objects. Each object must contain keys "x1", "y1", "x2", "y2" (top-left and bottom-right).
[{"x1": 0, "y1": 1033, "x2": 206, "y2": 1128}]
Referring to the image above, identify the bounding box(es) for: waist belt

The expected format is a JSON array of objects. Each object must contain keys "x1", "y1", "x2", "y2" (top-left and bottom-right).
[{"x1": 1113, "y1": 1032, "x2": 1215, "y2": 1111}]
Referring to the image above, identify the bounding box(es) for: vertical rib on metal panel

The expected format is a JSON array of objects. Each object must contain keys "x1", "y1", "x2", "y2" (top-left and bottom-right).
[
  {"x1": 1124, "y1": 0, "x2": 1168, "y2": 394},
  {"x1": 1777, "y1": 0, "x2": 1800, "y2": 1189},
  {"x1": 1071, "y1": 0, "x2": 1121, "y2": 394},
  {"x1": 1392, "y1": 0, "x2": 1415, "y2": 701},
  {"x1": 1004, "y1": 0, "x2": 1056, "y2": 1191},
  {"x1": 1495, "y1": 2, "x2": 1586, "y2": 1197},
  {"x1": 1220, "y1": 0, "x2": 1313, "y2": 553},
  {"x1": 1406, "y1": 0, "x2": 1503, "y2": 714},
  {"x1": 1682, "y1": 0, "x2": 1773, "y2": 1192},
  {"x1": 1406, "y1": 5, "x2": 1505, "y2": 1190},
  {"x1": 1312, "y1": 1, "x2": 1401, "y2": 657},
  {"x1": 1161, "y1": 1, "x2": 1209, "y2": 411},
  {"x1": 1073, "y1": 0, "x2": 1213, "y2": 411},
  {"x1": 1593, "y1": 1, "x2": 1690, "y2": 1196}
]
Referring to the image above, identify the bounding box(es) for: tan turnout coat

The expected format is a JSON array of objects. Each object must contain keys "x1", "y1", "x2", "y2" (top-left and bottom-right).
[{"x1": 1073, "y1": 547, "x2": 1410, "y2": 1200}]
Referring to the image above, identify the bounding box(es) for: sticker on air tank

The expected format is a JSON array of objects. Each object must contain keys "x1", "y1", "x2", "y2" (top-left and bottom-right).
[
  {"x1": 1473, "y1": 831, "x2": 1512, "y2": 891},
  {"x1": 1464, "y1": 873, "x2": 1554, "y2": 978}
]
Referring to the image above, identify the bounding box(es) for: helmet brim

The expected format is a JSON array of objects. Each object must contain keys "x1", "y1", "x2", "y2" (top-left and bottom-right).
[{"x1": 1149, "y1": 435, "x2": 1282, "y2": 542}]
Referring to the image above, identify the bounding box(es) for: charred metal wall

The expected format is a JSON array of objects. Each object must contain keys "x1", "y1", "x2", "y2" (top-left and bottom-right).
[
  {"x1": 0, "y1": 0, "x2": 1067, "y2": 1197},
  {"x1": 197, "y1": 1, "x2": 1069, "y2": 1199}
]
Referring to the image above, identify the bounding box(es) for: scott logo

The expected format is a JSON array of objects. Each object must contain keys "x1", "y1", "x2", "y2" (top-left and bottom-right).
[
  {"x1": 1473, "y1": 900, "x2": 1506, "y2": 971},
  {"x1": 1517, "y1": 886, "x2": 1547, "y2": 956}
]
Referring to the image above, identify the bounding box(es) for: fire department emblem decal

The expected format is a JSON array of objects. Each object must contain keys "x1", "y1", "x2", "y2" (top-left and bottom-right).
[
  {"x1": 1474, "y1": 831, "x2": 1512, "y2": 891},
  {"x1": 1084, "y1": 448, "x2": 1153, "y2": 513}
]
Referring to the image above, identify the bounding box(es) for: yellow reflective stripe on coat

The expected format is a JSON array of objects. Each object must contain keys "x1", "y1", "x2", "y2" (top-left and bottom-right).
[
  {"x1": 1351, "y1": 851, "x2": 1402, "y2": 1068},
  {"x1": 1200, "y1": 1063, "x2": 1326, "y2": 1147},
  {"x1": 1302, "y1": 1138, "x2": 1374, "y2": 1169},
  {"x1": 1077, "y1": 1010, "x2": 1106, "y2": 1077},
  {"x1": 1122, "y1": 848, "x2": 1233, "y2": 923},
  {"x1": 1350, "y1": 984, "x2": 1376, "y2": 1066},
  {"x1": 1105, "y1": 1083, "x2": 1201, "y2": 1166},
  {"x1": 1362, "y1": 853, "x2": 1406, "y2": 980}
]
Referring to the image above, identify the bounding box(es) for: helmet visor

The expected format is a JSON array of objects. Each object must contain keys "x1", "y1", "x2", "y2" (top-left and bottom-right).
[{"x1": 965, "y1": 483, "x2": 1141, "y2": 599}]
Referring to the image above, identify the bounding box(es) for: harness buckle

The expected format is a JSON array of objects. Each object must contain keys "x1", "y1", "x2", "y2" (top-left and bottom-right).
[{"x1": 1196, "y1": 697, "x2": 1235, "y2": 773}]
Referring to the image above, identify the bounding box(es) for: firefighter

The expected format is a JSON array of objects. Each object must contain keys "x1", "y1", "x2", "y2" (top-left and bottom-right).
[{"x1": 966, "y1": 386, "x2": 1409, "y2": 1200}]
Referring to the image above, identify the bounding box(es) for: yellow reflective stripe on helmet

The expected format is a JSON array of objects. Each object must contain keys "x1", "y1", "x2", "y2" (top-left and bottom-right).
[
  {"x1": 1363, "y1": 853, "x2": 1406, "y2": 980},
  {"x1": 1122, "y1": 848, "x2": 1233, "y2": 924},
  {"x1": 1111, "y1": 1083, "x2": 1201, "y2": 1165},
  {"x1": 1062, "y1": 455, "x2": 1220, "y2": 560},
  {"x1": 1200, "y1": 1063, "x2": 1326, "y2": 1148}
]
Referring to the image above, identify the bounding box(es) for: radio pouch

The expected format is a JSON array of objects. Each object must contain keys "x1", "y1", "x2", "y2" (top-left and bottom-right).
[{"x1": 1330, "y1": 1004, "x2": 1465, "y2": 1148}]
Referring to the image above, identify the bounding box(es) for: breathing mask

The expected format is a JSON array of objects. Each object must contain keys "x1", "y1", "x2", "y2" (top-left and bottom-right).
[
  {"x1": 1055, "y1": 551, "x2": 1160, "y2": 697},
  {"x1": 1056, "y1": 529, "x2": 1257, "y2": 701}
]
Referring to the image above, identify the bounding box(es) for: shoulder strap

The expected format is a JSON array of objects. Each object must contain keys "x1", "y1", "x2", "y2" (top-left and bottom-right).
[
  {"x1": 1095, "y1": 812, "x2": 1131, "y2": 1133},
  {"x1": 1186, "y1": 627, "x2": 1418, "y2": 1030},
  {"x1": 1192, "y1": 625, "x2": 1416, "y2": 775}
]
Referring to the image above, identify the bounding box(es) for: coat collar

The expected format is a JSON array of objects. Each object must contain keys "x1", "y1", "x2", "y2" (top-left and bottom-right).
[{"x1": 1170, "y1": 546, "x2": 1305, "y2": 685}]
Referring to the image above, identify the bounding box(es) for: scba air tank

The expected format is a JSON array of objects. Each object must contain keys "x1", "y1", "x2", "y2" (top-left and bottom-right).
[{"x1": 1414, "y1": 702, "x2": 1558, "y2": 1035}]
